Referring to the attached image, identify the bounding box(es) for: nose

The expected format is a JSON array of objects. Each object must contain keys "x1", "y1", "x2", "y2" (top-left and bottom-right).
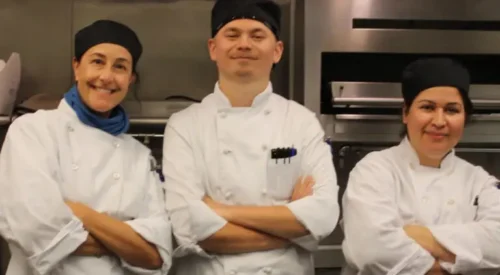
[
  {"x1": 236, "y1": 35, "x2": 252, "y2": 51},
  {"x1": 98, "y1": 66, "x2": 113, "y2": 83},
  {"x1": 432, "y1": 108, "x2": 446, "y2": 128}
]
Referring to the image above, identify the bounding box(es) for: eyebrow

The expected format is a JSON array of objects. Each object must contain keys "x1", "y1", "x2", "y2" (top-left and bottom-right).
[
  {"x1": 224, "y1": 27, "x2": 267, "y2": 33},
  {"x1": 417, "y1": 99, "x2": 462, "y2": 106},
  {"x1": 90, "y1": 52, "x2": 131, "y2": 63}
]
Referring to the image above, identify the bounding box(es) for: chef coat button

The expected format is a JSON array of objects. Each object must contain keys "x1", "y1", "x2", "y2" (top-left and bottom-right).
[
  {"x1": 220, "y1": 112, "x2": 227, "y2": 119},
  {"x1": 229, "y1": 270, "x2": 237, "y2": 275},
  {"x1": 72, "y1": 164, "x2": 79, "y2": 170},
  {"x1": 262, "y1": 188, "x2": 267, "y2": 195},
  {"x1": 264, "y1": 110, "x2": 271, "y2": 115},
  {"x1": 113, "y1": 141, "x2": 120, "y2": 148},
  {"x1": 422, "y1": 196, "x2": 429, "y2": 203},
  {"x1": 67, "y1": 125, "x2": 74, "y2": 132},
  {"x1": 223, "y1": 149, "x2": 232, "y2": 155},
  {"x1": 262, "y1": 145, "x2": 268, "y2": 151},
  {"x1": 263, "y1": 267, "x2": 272, "y2": 274},
  {"x1": 447, "y1": 199, "x2": 455, "y2": 205},
  {"x1": 113, "y1": 173, "x2": 121, "y2": 180},
  {"x1": 225, "y1": 191, "x2": 232, "y2": 199}
]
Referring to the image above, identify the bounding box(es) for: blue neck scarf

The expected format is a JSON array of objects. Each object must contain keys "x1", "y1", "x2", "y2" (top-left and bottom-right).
[{"x1": 64, "y1": 85, "x2": 129, "y2": 136}]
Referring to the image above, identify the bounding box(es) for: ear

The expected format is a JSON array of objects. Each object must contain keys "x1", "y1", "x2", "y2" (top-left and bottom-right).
[
  {"x1": 129, "y1": 72, "x2": 137, "y2": 85},
  {"x1": 208, "y1": 38, "x2": 217, "y2": 61},
  {"x1": 273, "y1": 40, "x2": 284, "y2": 64},
  {"x1": 72, "y1": 57, "x2": 80, "y2": 82}
]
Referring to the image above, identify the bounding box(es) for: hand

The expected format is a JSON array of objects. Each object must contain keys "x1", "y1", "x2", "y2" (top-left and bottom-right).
[
  {"x1": 425, "y1": 260, "x2": 451, "y2": 275},
  {"x1": 65, "y1": 200, "x2": 93, "y2": 222},
  {"x1": 203, "y1": 196, "x2": 230, "y2": 219},
  {"x1": 73, "y1": 234, "x2": 113, "y2": 257},
  {"x1": 86, "y1": 234, "x2": 113, "y2": 257},
  {"x1": 291, "y1": 175, "x2": 315, "y2": 201}
]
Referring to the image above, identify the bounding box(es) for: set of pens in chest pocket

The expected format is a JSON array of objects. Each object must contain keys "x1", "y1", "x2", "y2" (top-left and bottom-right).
[
  {"x1": 268, "y1": 146, "x2": 301, "y2": 199},
  {"x1": 271, "y1": 146, "x2": 298, "y2": 164}
]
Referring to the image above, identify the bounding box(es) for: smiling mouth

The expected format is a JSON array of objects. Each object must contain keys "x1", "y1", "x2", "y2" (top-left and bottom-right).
[
  {"x1": 232, "y1": 56, "x2": 257, "y2": 60},
  {"x1": 88, "y1": 83, "x2": 118, "y2": 94},
  {"x1": 425, "y1": 131, "x2": 448, "y2": 138}
]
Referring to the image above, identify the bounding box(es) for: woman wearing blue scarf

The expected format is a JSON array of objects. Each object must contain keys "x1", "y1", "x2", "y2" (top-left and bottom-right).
[{"x1": 0, "y1": 20, "x2": 172, "y2": 275}]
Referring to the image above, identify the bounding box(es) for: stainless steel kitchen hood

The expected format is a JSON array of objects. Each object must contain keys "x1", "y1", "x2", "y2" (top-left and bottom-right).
[{"x1": 331, "y1": 82, "x2": 500, "y2": 113}]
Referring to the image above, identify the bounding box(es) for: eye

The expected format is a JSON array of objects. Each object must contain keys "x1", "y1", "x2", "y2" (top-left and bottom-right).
[
  {"x1": 445, "y1": 107, "x2": 460, "y2": 114},
  {"x1": 419, "y1": 105, "x2": 434, "y2": 111},
  {"x1": 91, "y1": 59, "x2": 104, "y2": 65},
  {"x1": 114, "y1": 64, "x2": 127, "y2": 71}
]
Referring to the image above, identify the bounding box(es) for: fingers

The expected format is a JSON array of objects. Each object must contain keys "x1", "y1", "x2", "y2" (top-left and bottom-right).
[
  {"x1": 297, "y1": 175, "x2": 314, "y2": 186},
  {"x1": 302, "y1": 175, "x2": 315, "y2": 195},
  {"x1": 305, "y1": 175, "x2": 315, "y2": 187},
  {"x1": 292, "y1": 175, "x2": 315, "y2": 200}
]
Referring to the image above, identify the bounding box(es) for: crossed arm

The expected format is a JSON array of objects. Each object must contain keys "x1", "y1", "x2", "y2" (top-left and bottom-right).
[
  {"x1": 65, "y1": 201, "x2": 163, "y2": 269},
  {"x1": 403, "y1": 225, "x2": 456, "y2": 274},
  {"x1": 197, "y1": 176, "x2": 315, "y2": 254}
]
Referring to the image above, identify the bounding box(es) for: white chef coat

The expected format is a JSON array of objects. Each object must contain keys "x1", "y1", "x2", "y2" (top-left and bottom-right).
[
  {"x1": 162, "y1": 82, "x2": 339, "y2": 275},
  {"x1": 341, "y1": 137, "x2": 500, "y2": 275},
  {"x1": 0, "y1": 99, "x2": 172, "y2": 275}
]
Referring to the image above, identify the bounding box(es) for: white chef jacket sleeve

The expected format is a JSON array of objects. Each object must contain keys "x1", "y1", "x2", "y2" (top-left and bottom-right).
[
  {"x1": 163, "y1": 113, "x2": 227, "y2": 258},
  {"x1": 428, "y1": 168, "x2": 500, "y2": 274},
  {"x1": 121, "y1": 154, "x2": 173, "y2": 274},
  {"x1": 285, "y1": 113, "x2": 340, "y2": 251},
  {"x1": 0, "y1": 116, "x2": 88, "y2": 275},
  {"x1": 342, "y1": 152, "x2": 436, "y2": 274}
]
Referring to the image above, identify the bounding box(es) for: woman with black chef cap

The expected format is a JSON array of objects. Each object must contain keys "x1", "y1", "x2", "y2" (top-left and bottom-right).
[
  {"x1": 341, "y1": 57, "x2": 500, "y2": 275},
  {"x1": 0, "y1": 19, "x2": 172, "y2": 275}
]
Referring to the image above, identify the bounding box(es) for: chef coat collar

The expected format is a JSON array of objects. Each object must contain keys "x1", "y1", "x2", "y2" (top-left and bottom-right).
[
  {"x1": 398, "y1": 136, "x2": 455, "y2": 171},
  {"x1": 59, "y1": 98, "x2": 76, "y2": 115},
  {"x1": 212, "y1": 81, "x2": 272, "y2": 109}
]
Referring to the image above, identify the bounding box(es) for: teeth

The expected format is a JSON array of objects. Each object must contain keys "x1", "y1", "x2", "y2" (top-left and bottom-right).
[{"x1": 95, "y1": 87, "x2": 112, "y2": 94}]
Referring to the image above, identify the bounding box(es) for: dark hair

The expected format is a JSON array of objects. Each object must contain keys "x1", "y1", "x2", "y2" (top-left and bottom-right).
[{"x1": 131, "y1": 71, "x2": 141, "y2": 100}]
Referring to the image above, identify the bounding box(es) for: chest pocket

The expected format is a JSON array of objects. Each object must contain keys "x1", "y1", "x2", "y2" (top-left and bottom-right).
[
  {"x1": 439, "y1": 197, "x2": 478, "y2": 224},
  {"x1": 266, "y1": 150, "x2": 302, "y2": 201}
]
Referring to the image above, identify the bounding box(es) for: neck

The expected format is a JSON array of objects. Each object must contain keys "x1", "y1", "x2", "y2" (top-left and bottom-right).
[
  {"x1": 417, "y1": 153, "x2": 442, "y2": 168},
  {"x1": 406, "y1": 135, "x2": 444, "y2": 168},
  {"x1": 218, "y1": 76, "x2": 270, "y2": 107},
  {"x1": 94, "y1": 109, "x2": 111, "y2": 118}
]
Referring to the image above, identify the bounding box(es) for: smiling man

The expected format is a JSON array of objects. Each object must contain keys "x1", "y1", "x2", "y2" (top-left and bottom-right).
[{"x1": 162, "y1": 0, "x2": 340, "y2": 274}]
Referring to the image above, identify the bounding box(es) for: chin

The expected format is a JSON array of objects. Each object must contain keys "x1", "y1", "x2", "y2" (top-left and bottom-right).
[
  {"x1": 234, "y1": 69, "x2": 254, "y2": 77},
  {"x1": 87, "y1": 101, "x2": 116, "y2": 114},
  {"x1": 425, "y1": 146, "x2": 453, "y2": 158}
]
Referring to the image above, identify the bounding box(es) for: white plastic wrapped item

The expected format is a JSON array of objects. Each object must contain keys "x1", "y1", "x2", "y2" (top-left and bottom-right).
[{"x1": 0, "y1": 52, "x2": 21, "y2": 117}]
